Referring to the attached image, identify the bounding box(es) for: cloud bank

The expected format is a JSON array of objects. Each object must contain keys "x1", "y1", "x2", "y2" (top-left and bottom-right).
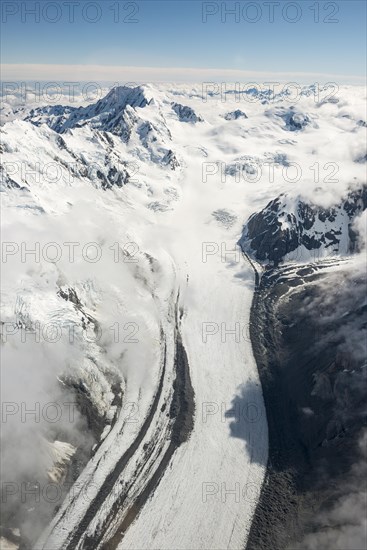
[{"x1": 2, "y1": 64, "x2": 366, "y2": 84}]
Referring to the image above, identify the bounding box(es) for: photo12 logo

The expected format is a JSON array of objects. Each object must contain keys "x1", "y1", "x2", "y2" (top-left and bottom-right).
[
  {"x1": 201, "y1": 160, "x2": 340, "y2": 185},
  {"x1": 202, "y1": 481, "x2": 260, "y2": 503},
  {"x1": 1, "y1": 400, "x2": 139, "y2": 424},
  {"x1": 1, "y1": 240, "x2": 140, "y2": 264},
  {"x1": 202, "y1": 322, "x2": 251, "y2": 343},
  {"x1": 1, "y1": 476, "x2": 137, "y2": 505},
  {"x1": 1, "y1": 81, "x2": 142, "y2": 105},
  {"x1": 201, "y1": 401, "x2": 262, "y2": 423},
  {"x1": 202, "y1": 2, "x2": 340, "y2": 24},
  {"x1": 1, "y1": 159, "x2": 140, "y2": 186},
  {"x1": 201, "y1": 82, "x2": 340, "y2": 103},
  {"x1": 0, "y1": 319, "x2": 140, "y2": 345},
  {"x1": 1, "y1": 2, "x2": 140, "y2": 24}
]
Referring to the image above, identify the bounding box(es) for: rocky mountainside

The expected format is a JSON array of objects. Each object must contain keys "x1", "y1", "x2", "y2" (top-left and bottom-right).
[
  {"x1": 239, "y1": 186, "x2": 367, "y2": 265},
  {"x1": 247, "y1": 258, "x2": 367, "y2": 550},
  {"x1": 5, "y1": 86, "x2": 197, "y2": 171},
  {"x1": 23, "y1": 86, "x2": 150, "y2": 133}
]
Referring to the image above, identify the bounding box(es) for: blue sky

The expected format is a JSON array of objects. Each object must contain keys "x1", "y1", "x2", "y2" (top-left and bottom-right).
[{"x1": 1, "y1": 1, "x2": 366, "y2": 81}]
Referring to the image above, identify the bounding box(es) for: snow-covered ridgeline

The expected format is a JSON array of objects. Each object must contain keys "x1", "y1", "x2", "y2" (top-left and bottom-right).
[{"x1": 239, "y1": 186, "x2": 367, "y2": 265}]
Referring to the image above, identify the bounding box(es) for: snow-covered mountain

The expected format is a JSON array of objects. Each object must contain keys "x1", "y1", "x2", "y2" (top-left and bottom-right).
[
  {"x1": 24, "y1": 86, "x2": 151, "y2": 131},
  {"x1": 239, "y1": 186, "x2": 367, "y2": 264}
]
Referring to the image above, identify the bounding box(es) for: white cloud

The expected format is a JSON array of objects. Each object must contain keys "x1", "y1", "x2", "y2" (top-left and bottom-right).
[{"x1": 1, "y1": 63, "x2": 366, "y2": 84}]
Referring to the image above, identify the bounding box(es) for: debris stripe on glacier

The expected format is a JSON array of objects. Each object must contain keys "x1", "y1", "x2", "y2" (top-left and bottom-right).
[
  {"x1": 117, "y1": 156, "x2": 268, "y2": 550},
  {"x1": 35, "y1": 254, "x2": 179, "y2": 549},
  {"x1": 70, "y1": 281, "x2": 188, "y2": 549}
]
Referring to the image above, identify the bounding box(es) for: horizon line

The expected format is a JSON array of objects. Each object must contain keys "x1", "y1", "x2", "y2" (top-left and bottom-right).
[{"x1": 2, "y1": 64, "x2": 366, "y2": 85}]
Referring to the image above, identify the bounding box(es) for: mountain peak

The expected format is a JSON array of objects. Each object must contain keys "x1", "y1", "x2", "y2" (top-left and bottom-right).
[
  {"x1": 24, "y1": 84, "x2": 153, "y2": 134},
  {"x1": 99, "y1": 85, "x2": 151, "y2": 111}
]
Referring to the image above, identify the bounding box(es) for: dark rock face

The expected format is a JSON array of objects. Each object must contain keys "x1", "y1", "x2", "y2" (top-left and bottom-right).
[
  {"x1": 56, "y1": 130, "x2": 130, "y2": 189},
  {"x1": 224, "y1": 109, "x2": 248, "y2": 120},
  {"x1": 287, "y1": 112, "x2": 310, "y2": 130},
  {"x1": 239, "y1": 186, "x2": 367, "y2": 265},
  {"x1": 162, "y1": 149, "x2": 180, "y2": 170},
  {"x1": 355, "y1": 152, "x2": 367, "y2": 164},
  {"x1": 267, "y1": 106, "x2": 312, "y2": 132},
  {"x1": 171, "y1": 102, "x2": 203, "y2": 123},
  {"x1": 246, "y1": 262, "x2": 367, "y2": 550},
  {"x1": 24, "y1": 86, "x2": 148, "y2": 135},
  {"x1": 25, "y1": 104, "x2": 75, "y2": 133},
  {"x1": 0, "y1": 164, "x2": 27, "y2": 190},
  {"x1": 4, "y1": 86, "x2": 180, "y2": 192},
  {"x1": 20, "y1": 86, "x2": 177, "y2": 174}
]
